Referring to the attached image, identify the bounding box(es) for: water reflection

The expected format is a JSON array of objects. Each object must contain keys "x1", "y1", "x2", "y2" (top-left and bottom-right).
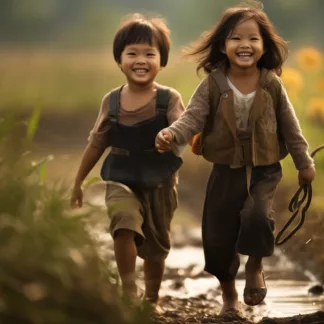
[{"x1": 160, "y1": 246, "x2": 324, "y2": 319}]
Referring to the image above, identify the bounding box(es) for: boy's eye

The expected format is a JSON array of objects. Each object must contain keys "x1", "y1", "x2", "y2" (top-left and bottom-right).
[
  {"x1": 147, "y1": 53, "x2": 156, "y2": 56},
  {"x1": 231, "y1": 37, "x2": 240, "y2": 40},
  {"x1": 251, "y1": 37, "x2": 259, "y2": 41},
  {"x1": 127, "y1": 52, "x2": 136, "y2": 56}
]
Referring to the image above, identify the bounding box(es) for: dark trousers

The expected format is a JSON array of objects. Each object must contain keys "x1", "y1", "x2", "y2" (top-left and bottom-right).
[{"x1": 202, "y1": 163, "x2": 282, "y2": 281}]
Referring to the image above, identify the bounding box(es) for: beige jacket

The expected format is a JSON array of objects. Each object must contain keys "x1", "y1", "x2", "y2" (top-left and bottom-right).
[{"x1": 169, "y1": 68, "x2": 313, "y2": 170}]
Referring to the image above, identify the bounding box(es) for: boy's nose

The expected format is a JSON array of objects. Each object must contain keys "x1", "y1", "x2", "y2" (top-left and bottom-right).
[{"x1": 135, "y1": 56, "x2": 146, "y2": 64}]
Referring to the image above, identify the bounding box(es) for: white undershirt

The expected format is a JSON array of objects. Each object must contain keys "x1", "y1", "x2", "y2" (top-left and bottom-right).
[{"x1": 227, "y1": 77, "x2": 256, "y2": 130}]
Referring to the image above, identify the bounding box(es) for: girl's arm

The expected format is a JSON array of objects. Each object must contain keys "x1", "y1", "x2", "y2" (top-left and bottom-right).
[
  {"x1": 168, "y1": 77, "x2": 211, "y2": 145},
  {"x1": 276, "y1": 79, "x2": 315, "y2": 184}
]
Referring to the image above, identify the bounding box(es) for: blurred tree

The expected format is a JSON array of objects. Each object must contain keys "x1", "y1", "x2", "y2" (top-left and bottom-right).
[{"x1": 0, "y1": 0, "x2": 322, "y2": 49}]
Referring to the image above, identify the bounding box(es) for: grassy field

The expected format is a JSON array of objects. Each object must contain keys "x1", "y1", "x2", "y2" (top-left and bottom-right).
[{"x1": 1, "y1": 46, "x2": 324, "y2": 196}]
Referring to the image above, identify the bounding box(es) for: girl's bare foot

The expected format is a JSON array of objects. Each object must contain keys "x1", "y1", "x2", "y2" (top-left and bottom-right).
[{"x1": 219, "y1": 280, "x2": 239, "y2": 315}]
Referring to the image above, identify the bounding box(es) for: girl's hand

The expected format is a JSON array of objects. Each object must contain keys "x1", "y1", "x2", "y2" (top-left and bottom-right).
[
  {"x1": 298, "y1": 166, "x2": 315, "y2": 186},
  {"x1": 71, "y1": 185, "x2": 83, "y2": 209},
  {"x1": 155, "y1": 128, "x2": 174, "y2": 153}
]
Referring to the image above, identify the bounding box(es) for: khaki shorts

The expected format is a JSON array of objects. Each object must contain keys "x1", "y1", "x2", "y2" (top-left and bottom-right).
[{"x1": 105, "y1": 181, "x2": 178, "y2": 261}]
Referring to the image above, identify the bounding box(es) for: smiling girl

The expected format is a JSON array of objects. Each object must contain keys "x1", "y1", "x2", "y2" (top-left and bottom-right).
[{"x1": 155, "y1": 5, "x2": 315, "y2": 315}]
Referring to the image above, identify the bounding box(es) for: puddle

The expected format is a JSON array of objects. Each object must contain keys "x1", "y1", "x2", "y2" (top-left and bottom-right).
[{"x1": 158, "y1": 246, "x2": 324, "y2": 320}]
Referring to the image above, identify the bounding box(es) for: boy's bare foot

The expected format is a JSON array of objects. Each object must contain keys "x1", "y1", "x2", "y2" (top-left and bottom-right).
[
  {"x1": 244, "y1": 257, "x2": 267, "y2": 306},
  {"x1": 142, "y1": 297, "x2": 165, "y2": 316}
]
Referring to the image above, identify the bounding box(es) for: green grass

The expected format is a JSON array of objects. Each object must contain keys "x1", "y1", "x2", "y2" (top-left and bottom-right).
[{"x1": 0, "y1": 113, "x2": 152, "y2": 323}]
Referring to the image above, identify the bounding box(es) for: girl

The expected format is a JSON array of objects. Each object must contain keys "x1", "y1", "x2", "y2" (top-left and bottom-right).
[{"x1": 155, "y1": 5, "x2": 315, "y2": 315}]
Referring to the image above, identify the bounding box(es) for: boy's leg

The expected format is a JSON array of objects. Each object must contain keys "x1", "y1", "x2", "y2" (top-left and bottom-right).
[
  {"x1": 114, "y1": 229, "x2": 137, "y2": 298},
  {"x1": 143, "y1": 259, "x2": 165, "y2": 303},
  {"x1": 106, "y1": 183, "x2": 146, "y2": 300},
  {"x1": 137, "y1": 184, "x2": 178, "y2": 307}
]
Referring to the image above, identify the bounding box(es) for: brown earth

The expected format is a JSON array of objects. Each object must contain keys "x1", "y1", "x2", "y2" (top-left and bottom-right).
[{"x1": 30, "y1": 113, "x2": 324, "y2": 324}]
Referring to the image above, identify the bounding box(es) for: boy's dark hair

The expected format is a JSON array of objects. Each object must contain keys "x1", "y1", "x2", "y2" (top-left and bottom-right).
[
  {"x1": 113, "y1": 13, "x2": 171, "y2": 67},
  {"x1": 184, "y1": 6, "x2": 288, "y2": 76}
]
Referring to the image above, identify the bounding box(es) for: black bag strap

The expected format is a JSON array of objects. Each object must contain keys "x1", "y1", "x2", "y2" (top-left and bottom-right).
[
  {"x1": 109, "y1": 86, "x2": 170, "y2": 121},
  {"x1": 108, "y1": 87, "x2": 122, "y2": 123},
  {"x1": 156, "y1": 88, "x2": 170, "y2": 114}
]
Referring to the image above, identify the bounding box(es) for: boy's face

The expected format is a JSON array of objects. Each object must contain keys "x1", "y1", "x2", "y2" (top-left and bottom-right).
[{"x1": 119, "y1": 42, "x2": 161, "y2": 87}]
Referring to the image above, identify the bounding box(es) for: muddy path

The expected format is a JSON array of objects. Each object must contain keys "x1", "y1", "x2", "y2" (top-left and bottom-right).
[{"x1": 85, "y1": 183, "x2": 324, "y2": 324}]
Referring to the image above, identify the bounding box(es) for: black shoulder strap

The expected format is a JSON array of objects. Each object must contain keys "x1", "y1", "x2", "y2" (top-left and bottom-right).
[
  {"x1": 109, "y1": 87, "x2": 122, "y2": 122},
  {"x1": 156, "y1": 88, "x2": 170, "y2": 114}
]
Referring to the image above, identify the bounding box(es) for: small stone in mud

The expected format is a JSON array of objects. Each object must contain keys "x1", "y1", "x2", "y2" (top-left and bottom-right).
[{"x1": 308, "y1": 284, "x2": 324, "y2": 295}]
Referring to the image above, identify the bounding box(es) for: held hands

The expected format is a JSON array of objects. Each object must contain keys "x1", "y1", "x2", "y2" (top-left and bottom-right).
[
  {"x1": 71, "y1": 185, "x2": 83, "y2": 209},
  {"x1": 298, "y1": 166, "x2": 315, "y2": 186},
  {"x1": 155, "y1": 128, "x2": 174, "y2": 153}
]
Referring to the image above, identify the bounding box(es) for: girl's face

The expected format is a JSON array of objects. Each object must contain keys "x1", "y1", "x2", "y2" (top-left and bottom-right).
[
  {"x1": 224, "y1": 18, "x2": 264, "y2": 70},
  {"x1": 119, "y1": 42, "x2": 161, "y2": 88}
]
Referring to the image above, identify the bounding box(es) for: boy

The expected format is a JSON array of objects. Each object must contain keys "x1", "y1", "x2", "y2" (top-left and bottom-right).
[{"x1": 71, "y1": 13, "x2": 185, "y2": 311}]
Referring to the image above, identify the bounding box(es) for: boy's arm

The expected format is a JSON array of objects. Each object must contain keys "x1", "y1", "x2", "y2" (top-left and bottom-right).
[
  {"x1": 168, "y1": 77, "x2": 210, "y2": 145},
  {"x1": 71, "y1": 94, "x2": 111, "y2": 207},
  {"x1": 73, "y1": 143, "x2": 106, "y2": 187},
  {"x1": 276, "y1": 79, "x2": 314, "y2": 170}
]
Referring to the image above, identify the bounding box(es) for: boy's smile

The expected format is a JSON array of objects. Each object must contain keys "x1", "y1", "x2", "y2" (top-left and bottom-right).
[{"x1": 120, "y1": 43, "x2": 161, "y2": 87}]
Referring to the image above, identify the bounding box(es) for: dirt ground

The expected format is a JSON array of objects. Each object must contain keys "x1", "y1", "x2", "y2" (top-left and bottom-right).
[
  {"x1": 35, "y1": 116, "x2": 324, "y2": 324},
  {"x1": 153, "y1": 301, "x2": 324, "y2": 324}
]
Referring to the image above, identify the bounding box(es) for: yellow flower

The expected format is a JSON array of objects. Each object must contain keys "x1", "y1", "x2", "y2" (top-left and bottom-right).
[
  {"x1": 295, "y1": 47, "x2": 323, "y2": 70},
  {"x1": 317, "y1": 78, "x2": 324, "y2": 92},
  {"x1": 281, "y1": 67, "x2": 304, "y2": 100},
  {"x1": 306, "y1": 97, "x2": 324, "y2": 121}
]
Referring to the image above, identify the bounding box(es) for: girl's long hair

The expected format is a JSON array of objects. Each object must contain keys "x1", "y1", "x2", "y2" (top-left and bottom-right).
[{"x1": 183, "y1": 7, "x2": 288, "y2": 76}]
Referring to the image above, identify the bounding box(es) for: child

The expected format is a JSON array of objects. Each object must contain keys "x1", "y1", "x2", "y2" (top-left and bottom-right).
[
  {"x1": 71, "y1": 13, "x2": 185, "y2": 311},
  {"x1": 155, "y1": 5, "x2": 315, "y2": 315}
]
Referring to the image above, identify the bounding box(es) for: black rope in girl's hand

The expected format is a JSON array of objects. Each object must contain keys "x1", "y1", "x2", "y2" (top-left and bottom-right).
[{"x1": 275, "y1": 145, "x2": 324, "y2": 246}]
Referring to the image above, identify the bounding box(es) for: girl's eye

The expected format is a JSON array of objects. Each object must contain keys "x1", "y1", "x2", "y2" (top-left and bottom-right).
[
  {"x1": 127, "y1": 52, "x2": 136, "y2": 56},
  {"x1": 251, "y1": 37, "x2": 259, "y2": 41},
  {"x1": 147, "y1": 53, "x2": 155, "y2": 56},
  {"x1": 231, "y1": 37, "x2": 240, "y2": 40}
]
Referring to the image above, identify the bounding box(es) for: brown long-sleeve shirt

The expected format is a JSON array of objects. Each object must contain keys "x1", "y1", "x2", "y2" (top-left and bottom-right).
[{"x1": 88, "y1": 83, "x2": 185, "y2": 149}]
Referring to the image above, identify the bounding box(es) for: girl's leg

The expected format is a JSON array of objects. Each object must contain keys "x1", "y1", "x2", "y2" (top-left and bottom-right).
[
  {"x1": 114, "y1": 229, "x2": 138, "y2": 298},
  {"x1": 220, "y1": 279, "x2": 239, "y2": 314},
  {"x1": 237, "y1": 163, "x2": 282, "y2": 305},
  {"x1": 244, "y1": 256, "x2": 266, "y2": 305},
  {"x1": 202, "y1": 165, "x2": 247, "y2": 313}
]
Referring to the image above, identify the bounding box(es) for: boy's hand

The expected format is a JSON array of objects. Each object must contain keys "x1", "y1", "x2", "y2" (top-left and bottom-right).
[
  {"x1": 71, "y1": 185, "x2": 83, "y2": 209},
  {"x1": 298, "y1": 166, "x2": 315, "y2": 186},
  {"x1": 155, "y1": 129, "x2": 174, "y2": 153}
]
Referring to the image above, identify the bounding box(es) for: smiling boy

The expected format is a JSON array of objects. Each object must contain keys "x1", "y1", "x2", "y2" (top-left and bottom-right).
[{"x1": 71, "y1": 13, "x2": 184, "y2": 311}]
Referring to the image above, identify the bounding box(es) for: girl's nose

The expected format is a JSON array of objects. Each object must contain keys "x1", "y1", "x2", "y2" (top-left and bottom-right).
[{"x1": 240, "y1": 42, "x2": 251, "y2": 49}]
